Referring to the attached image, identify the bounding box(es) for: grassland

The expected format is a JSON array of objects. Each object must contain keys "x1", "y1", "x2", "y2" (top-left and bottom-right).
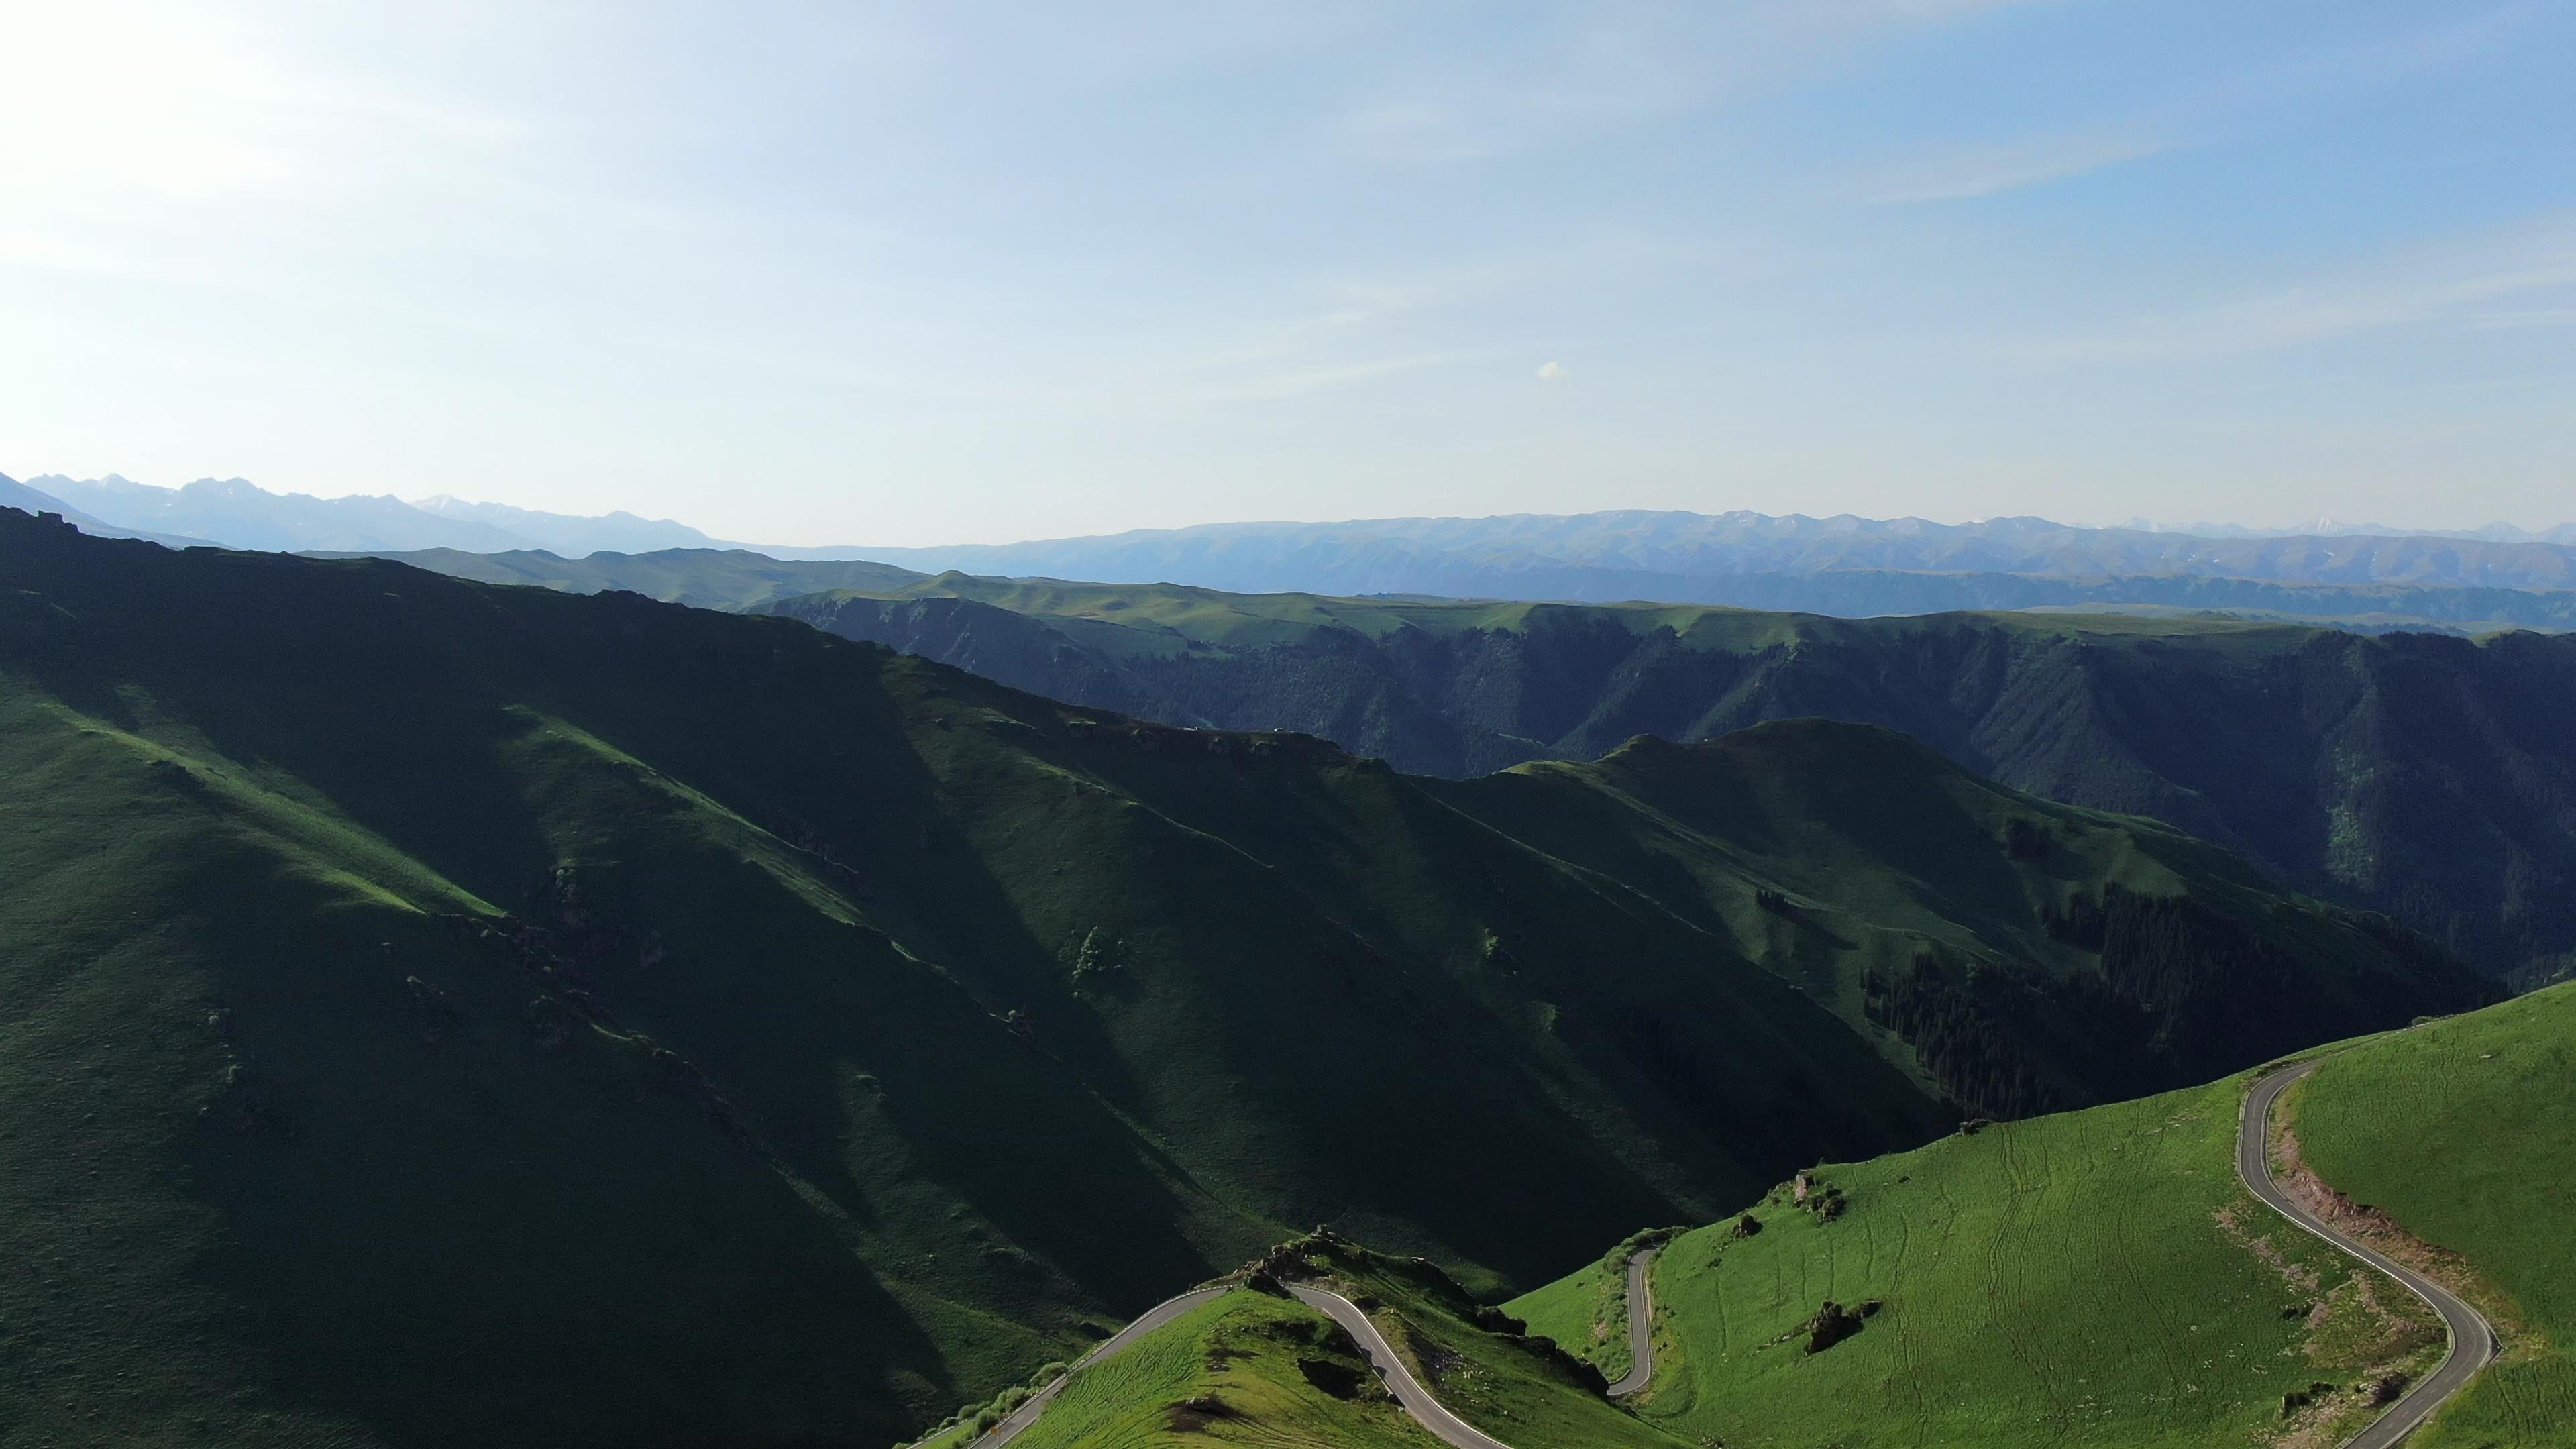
[
  {"x1": 1502, "y1": 1253, "x2": 1633, "y2": 1385},
  {"x1": 1518, "y1": 984, "x2": 2576, "y2": 1448},
  {"x1": 1005, "y1": 1291, "x2": 1436, "y2": 1449},
  {"x1": 2292, "y1": 982, "x2": 2576, "y2": 1446},
  {"x1": 1501, "y1": 1228, "x2": 1675, "y2": 1383},
  {"x1": 1523, "y1": 1071, "x2": 2448, "y2": 1448}
]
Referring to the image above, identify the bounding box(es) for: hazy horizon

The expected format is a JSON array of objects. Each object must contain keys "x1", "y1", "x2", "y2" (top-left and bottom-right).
[
  {"x1": 7, "y1": 2, "x2": 2572, "y2": 546},
  {"x1": 18, "y1": 466, "x2": 2576, "y2": 553}
]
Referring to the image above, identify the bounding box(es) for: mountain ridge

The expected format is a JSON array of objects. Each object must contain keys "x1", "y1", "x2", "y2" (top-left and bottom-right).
[
  {"x1": 335, "y1": 537, "x2": 2576, "y2": 633},
  {"x1": 24, "y1": 476, "x2": 2576, "y2": 594},
  {"x1": 755, "y1": 581, "x2": 2576, "y2": 982}
]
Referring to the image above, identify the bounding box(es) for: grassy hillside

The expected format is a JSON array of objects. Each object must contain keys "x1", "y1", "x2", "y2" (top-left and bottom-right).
[
  {"x1": 1495, "y1": 1227, "x2": 1676, "y2": 1386},
  {"x1": 1435, "y1": 729, "x2": 2478, "y2": 1117},
  {"x1": 998, "y1": 1291, "x2": 1438, "y2": 1449},
  {"x1": 1511, "y1": 983, "x2": 2576, "y2": 1449},
  {"x1": 327, "y1": 541, "x2": 2576, "y2": 981},
  {"x1": 1002, "y1": 1235, "x2": 1696, "y2": 1449},
  {"x1": 754, "y1": 582, "x2": 2576, "y2": 982},
  {"x1": 2291, "y1": 983, "x2": 2576, "y2": 1446},
  {"x1": 1514, "y1": 1071, "x2": 2451, "y2": 1448}
]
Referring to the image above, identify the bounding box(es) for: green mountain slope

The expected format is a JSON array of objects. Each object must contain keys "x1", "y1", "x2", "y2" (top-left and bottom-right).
[
  {"x1": 2291, "y1": 985, "x2": 2576, "y2": 1445},
  {"x1": 998, "y1": 1290, "x2": 1441, "y2": 1449},
  {"x1": 308, "y1": 543, "x2": 2576, "y2": 981},
  {"x1": 1002, "y1": 1234, "x2": 1688, "y2": 1449},
  {"x1": 1429, "y1": 729, "x2": 2477, "y2": 1116},
  {"x1": 1514, "y1": 1071, "x2": 2445, "y2": 1448},
  {"x1": 0, "y1": 511, "x2": 2476, "y2": 1446},
  {"x1": 1511, "y1": 981, "x2": 2576, "y2": 1449},
  {"x1": 768, "y1": 587, "x2": 2576, "y2": 983}
]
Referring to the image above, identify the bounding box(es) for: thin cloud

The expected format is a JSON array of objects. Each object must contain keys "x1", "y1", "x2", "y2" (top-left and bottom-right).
[
  {"x1": 1864, "y1": 131, "x2": 2175, "y2": 204},
  {"x1": 2037, "y1": 213, "x2": 2576, "y2": 361},
  {"x1": 1536, "y1": 360, "x2": 1569, "y2": 380}
]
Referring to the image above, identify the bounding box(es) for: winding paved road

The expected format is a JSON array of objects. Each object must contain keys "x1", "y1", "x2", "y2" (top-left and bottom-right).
[
  {"x1": 2239, "y1": 1059, "x2": 2498, "y2": 1449},
  {"x1": 1606, "y1": 1247, "x2": 1659, "y2": 1397},
  {"x1": 1290, "y1": 1285, "x2": 1519, "y2": 1449}
]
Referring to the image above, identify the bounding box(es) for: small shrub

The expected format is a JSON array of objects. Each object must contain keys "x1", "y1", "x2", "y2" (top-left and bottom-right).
[{"x1": 1800, "y1": 1301, "x2": 1866, "y2": 1354}]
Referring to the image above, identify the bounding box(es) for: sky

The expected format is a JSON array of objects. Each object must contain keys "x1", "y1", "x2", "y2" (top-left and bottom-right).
[{"x1": 3, "y1": 1, "x2": 2571, "y2": 547}]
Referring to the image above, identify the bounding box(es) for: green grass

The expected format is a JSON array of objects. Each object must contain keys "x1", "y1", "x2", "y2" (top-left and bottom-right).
[
  {"x1": 1503, "y1": 1254, "x2": 1631, "y2": 1382},
  {"x1": 2292, "y1": 981, "x2": 2576, "y2": 1446},
  {"x1": 1540, "y1": 1071, "x2": 2445, "y2": 1448},
  {"x1": 1517, "y1": 985, "x2": 2576, "y2": 1449},
  {"x1": 1009, "y1": 1238, "x2": 1697, "y2": 1449},
  {"x1": 1008, "y1": 1291, "x2": 1435, "y2": 1449},
  {"x1": 1434, "y1": 727, "x2": 2477, "y2": 1118}
]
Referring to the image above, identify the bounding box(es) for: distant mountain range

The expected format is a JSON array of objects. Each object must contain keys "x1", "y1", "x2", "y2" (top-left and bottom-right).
[
  {"x1": 17, "y1": 473, "x2": 736, "y2": 557},
  {"x1": 0, "y1": 473, "x2": 209, "y2": 548},
  {"x1": 15, "y1": 474, "x2": 2576, "y2": 603},
  {"x1": 841, "y1": 511, "x2": 2576, "y2": 597},
  {"x1": 346, "y1": 541, "x2": 2576, "y2": 634},
  {"x1": 2121, "y1": 515, "x2": 2576, "y2": 543}
]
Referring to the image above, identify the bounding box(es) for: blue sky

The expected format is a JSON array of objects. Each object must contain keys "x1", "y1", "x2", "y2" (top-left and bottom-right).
[{"x1": 3, "y1": 1, "x2": 2570, "y2": 545}]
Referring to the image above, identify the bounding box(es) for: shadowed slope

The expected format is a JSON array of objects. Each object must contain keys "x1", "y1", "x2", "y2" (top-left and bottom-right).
[{"x1": 317, "y1": 539, "x2": 2576, "y2": 979}]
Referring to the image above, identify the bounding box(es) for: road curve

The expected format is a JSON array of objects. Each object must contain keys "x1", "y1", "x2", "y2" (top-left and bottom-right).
[
  {"x1": 964, "y1": 1286, "x2": 1234, "y2": 1449},
  {"x1": 1290, "y1": 1285, "x2": 1520, "y2": 1449},
  {"x1": 1606, "y1": 1247, "x2": 1659, "y2": 1397},
  {"x1": 2239, "y1": 1060, "x2": 2498, "y2": 1449}
]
